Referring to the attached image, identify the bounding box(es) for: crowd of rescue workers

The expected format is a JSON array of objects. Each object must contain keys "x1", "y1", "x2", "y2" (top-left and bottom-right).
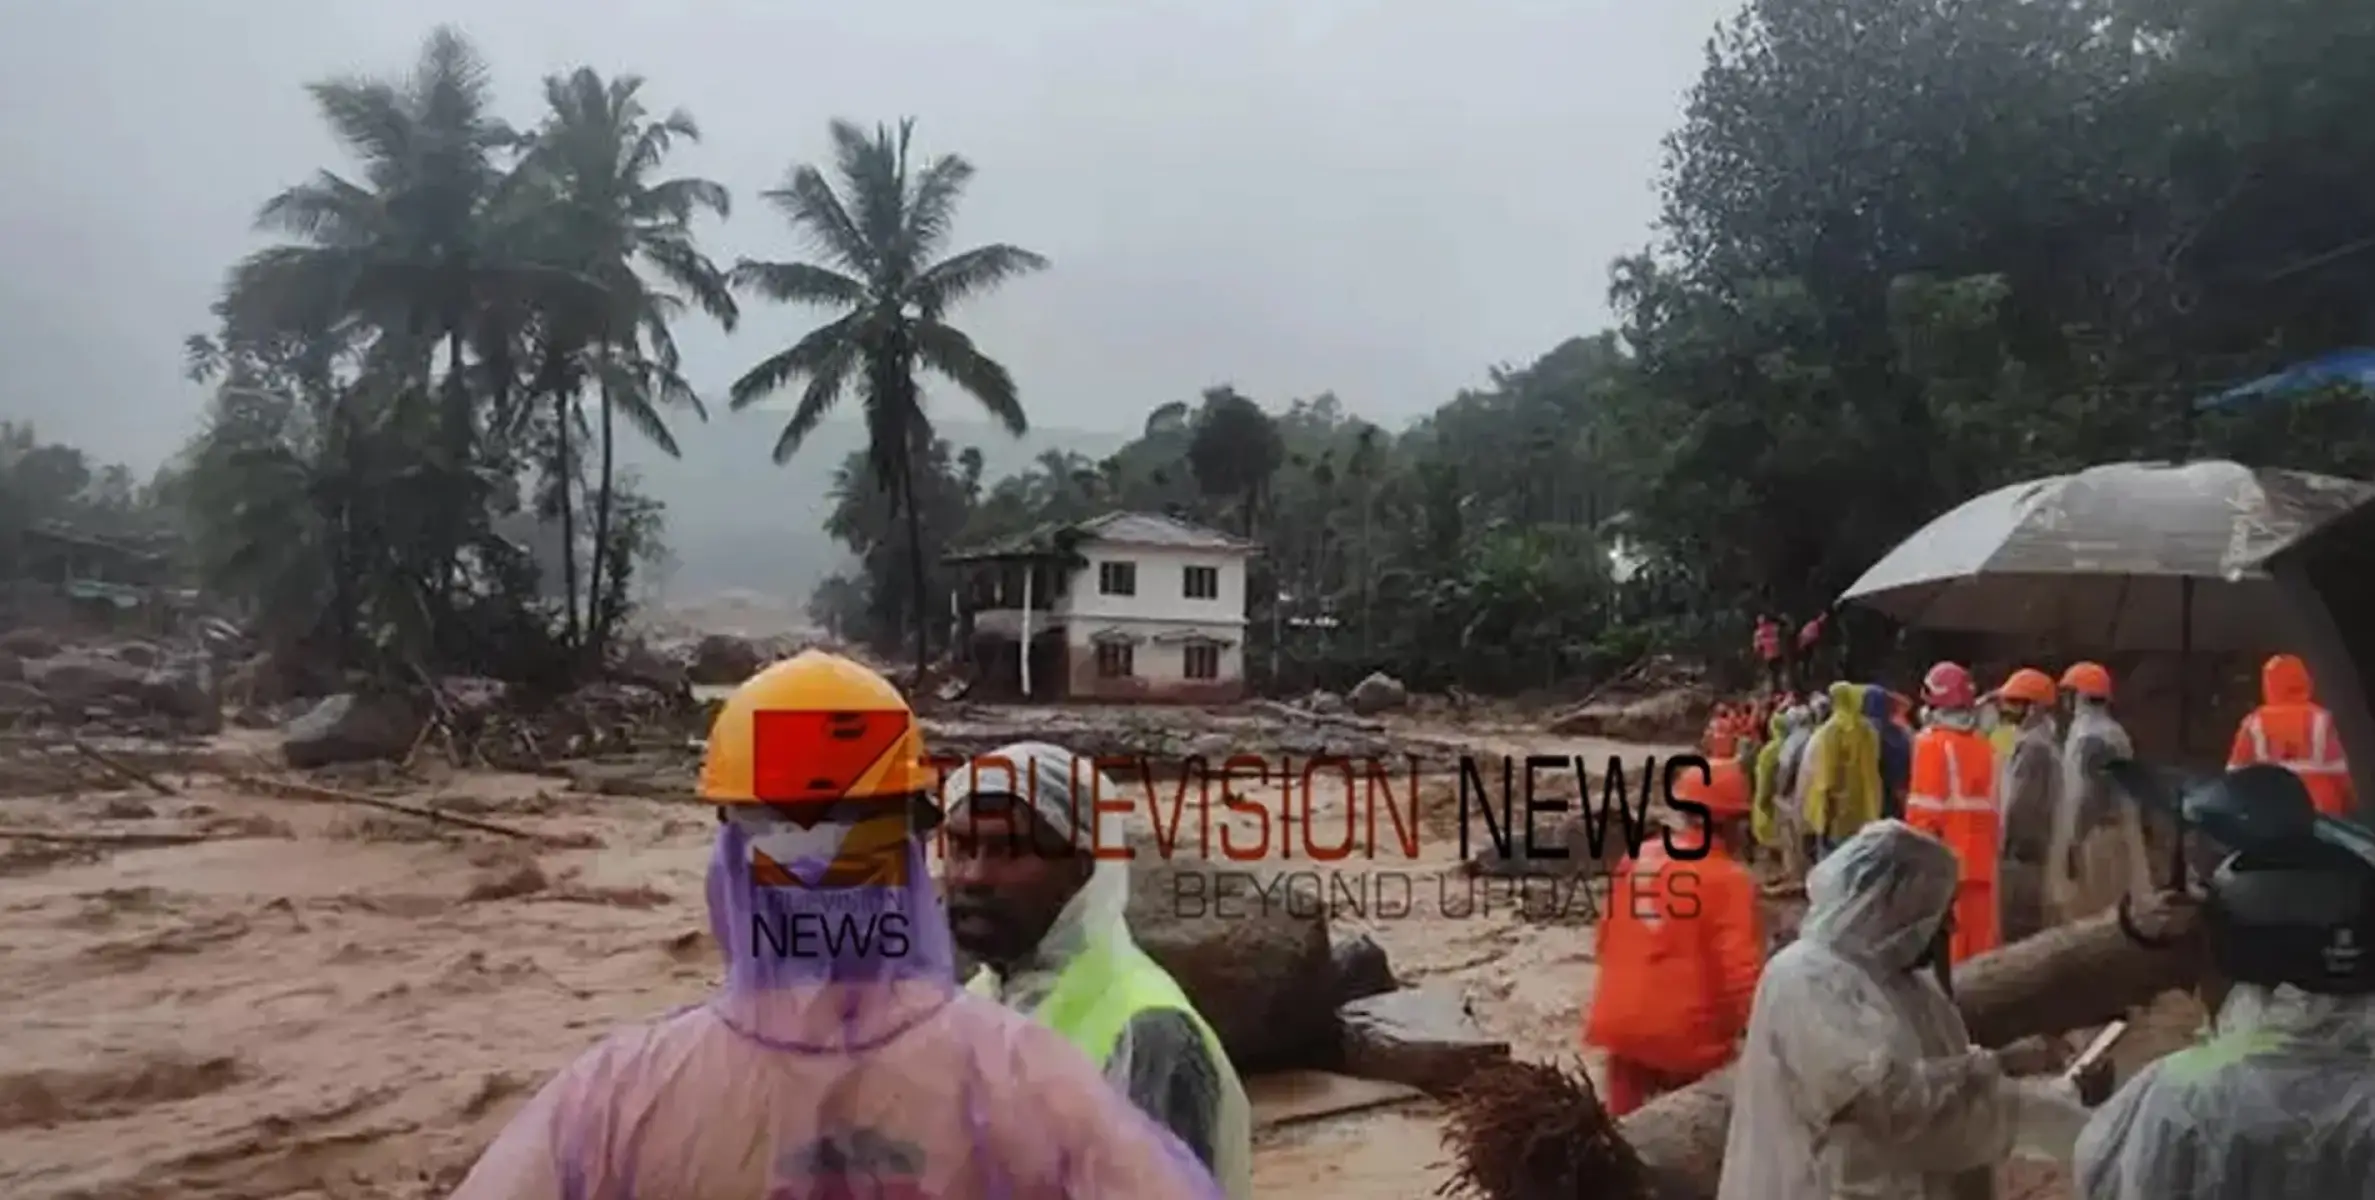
[{"x1": 435, "y1": 638, "x2": 2363, "y2": 1199}]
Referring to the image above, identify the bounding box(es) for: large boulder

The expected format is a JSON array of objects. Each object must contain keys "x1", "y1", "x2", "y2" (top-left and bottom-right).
[
  {"x1": 24, "y1": 653, "x2": 147, "y2": 711},
  {"x1": 0, "y1": 628, "x2": 63, "y2": 659},
  {"x1": 689, "y1": 634, "x2": 765, "y2": 686},
  {"x1": 1124, "y1": 841, "x2": 1338, "y2": 1072},
  {"x1": 138, "y1": 658, "x2": 222, "y2": 734},
  {"x1": 282, "y1": 692, "x2": 426, "y2": 769},
  {"x1": 1347, "y1": 672, "x2": 1409, "y2": 716}
]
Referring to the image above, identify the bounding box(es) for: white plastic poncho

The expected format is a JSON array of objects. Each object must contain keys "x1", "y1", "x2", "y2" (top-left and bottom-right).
[
  {"x1": 945, "y1": 742, "x2": 1253, "y2": 1200},
  {"x1": 2076, "y1": 983, "x2": 2375, "y2": 1198},
  {"x1": 2048, "y1": 700, "x2": 2153, "y2": 924},
  {"x1": 1717, "y1": 820, "x2": 2085, "y2": 1199}
]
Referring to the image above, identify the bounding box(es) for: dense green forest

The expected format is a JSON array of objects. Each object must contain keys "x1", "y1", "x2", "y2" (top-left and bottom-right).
[{"x1": 11, "y1": 0, "x2": 2375, "y2": 697}]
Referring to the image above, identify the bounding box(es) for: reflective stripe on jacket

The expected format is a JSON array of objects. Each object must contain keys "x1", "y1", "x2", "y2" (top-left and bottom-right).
[{"x1": 2231, "y1": 708, "x2": 2354, "y2": 817}]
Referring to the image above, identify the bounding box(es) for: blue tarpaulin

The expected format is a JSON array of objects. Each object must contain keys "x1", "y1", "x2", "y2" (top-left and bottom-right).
[{"x1": 2199, "y1": 348, "x2": 2375, "y2": 411}]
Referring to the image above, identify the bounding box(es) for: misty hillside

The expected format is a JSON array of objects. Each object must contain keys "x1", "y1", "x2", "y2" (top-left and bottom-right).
[{"x1": 620, "y1": 408, "x2": 1128, "y2": 604}]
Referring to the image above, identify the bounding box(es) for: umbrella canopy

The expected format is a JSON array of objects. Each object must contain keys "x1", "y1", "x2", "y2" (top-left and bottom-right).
[
  {"x1": 2199, "y1": 348, "x2": 2375, "y2": 412},
  {"x1": 1840, "y1": 460, "x2": 2375, "y2": 651}
]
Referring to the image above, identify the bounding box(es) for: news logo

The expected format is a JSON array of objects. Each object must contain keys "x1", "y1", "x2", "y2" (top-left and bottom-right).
[{"x1": 746, "y1": 707, "x2": 918, "y2": 889}]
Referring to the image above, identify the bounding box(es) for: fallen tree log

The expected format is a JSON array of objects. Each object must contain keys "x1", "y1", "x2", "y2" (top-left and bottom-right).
[
  {"x1": 1619, "y1": 894, "x2": 2202, "y2": 1200},
  {"x1": 1440, "y1": 894, "x2": 2203, "y2": 1200}
]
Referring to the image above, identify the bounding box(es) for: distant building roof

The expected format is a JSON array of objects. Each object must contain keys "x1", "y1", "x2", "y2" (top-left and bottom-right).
[
  {"x1": 945, "y1": 511, "x2": 1258, "y2": 564},
  {"x1": 20, "y1": 522, "x2": 169, "y2": 564}
]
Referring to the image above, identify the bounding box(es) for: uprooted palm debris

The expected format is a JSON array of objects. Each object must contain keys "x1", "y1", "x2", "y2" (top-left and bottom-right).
[{"x1": 1437, "y1": 1059, "x2": 1649, "y2": 1200}]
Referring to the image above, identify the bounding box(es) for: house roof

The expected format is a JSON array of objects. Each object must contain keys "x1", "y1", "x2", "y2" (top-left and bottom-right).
[
  {"x1": 944, "y1": 511, "x2": 1258, "y2": 564},
  {"x1": 20, "y1": 522, "x2": 169, "y2": 564}
]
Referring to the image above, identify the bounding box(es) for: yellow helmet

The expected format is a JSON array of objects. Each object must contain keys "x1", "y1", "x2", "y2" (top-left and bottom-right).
[{"x1": 698, "y1": 650, "x2": 938, "y2": 805}]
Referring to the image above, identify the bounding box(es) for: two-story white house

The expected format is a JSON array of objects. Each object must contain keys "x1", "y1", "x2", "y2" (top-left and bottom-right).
[{"x1": 944, "y1": 511, "x2": 1258, "y2": 702}]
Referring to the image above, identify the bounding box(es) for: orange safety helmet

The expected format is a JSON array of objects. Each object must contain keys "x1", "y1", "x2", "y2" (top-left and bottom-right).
[
  {"x1": 2059, "y1": 661, "x2": 2114, "y2": 701},
  {"x1": 1675, "y1": 757, "x2": 1752, "y2": 819},
  {"x1": 1995, "y1": 667, "x2": 2057, "y2": 707},
  {"x1": 698, "y1": 650, "x2": 940, "y2": 805}
]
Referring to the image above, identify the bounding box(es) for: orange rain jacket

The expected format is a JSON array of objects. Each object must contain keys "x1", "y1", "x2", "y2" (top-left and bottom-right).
[
  {"x1": 2229, "y1": 654, "x2": 2356, "y2": 818},
  {"x1": 1904, "y1": 719, "x2": 2001, "y2": 963},
  {"x1": 1583, "y1": 835, "x2": 1764, "y2": 1078}
]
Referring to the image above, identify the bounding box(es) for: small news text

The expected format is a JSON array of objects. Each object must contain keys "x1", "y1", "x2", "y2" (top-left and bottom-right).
[
  {"x1": 928, "y1": 751, "x2": 1716, "y2": 866},
  {"x1": 1169, "y1": 867, "x2": 1719, "y2": 923}
]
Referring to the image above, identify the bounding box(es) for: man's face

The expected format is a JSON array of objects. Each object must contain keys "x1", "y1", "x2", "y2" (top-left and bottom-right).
[
  {"x1": 942, "y1": 797, "x2": 1091, "y2": 965},
  {"x1": 2000, "y1": 699, "x2": 2030, "y2": 725}
]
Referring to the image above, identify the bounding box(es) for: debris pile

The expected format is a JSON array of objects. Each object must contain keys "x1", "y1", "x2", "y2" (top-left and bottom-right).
[{"x1": 1544, "y1": 655, "x2": 1712, "y2": 742}]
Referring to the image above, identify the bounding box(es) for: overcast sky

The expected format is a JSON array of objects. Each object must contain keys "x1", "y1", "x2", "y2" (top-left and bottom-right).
[{"x1": 0, "y1": 0, "x2": 1734, "y2": 472}]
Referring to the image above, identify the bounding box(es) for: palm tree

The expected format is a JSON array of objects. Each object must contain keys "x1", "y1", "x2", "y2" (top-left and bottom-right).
[
  {"x1": 218, "y1": 26, "x2": 545, "y2": 609},
  {"x1": 518, "y1": 67, "x2": 737, "y2": 663},
  {"x1": 728, "y1": 118, "x2": 1049, "y2": 684},
  {"x1": 223, "y1": 26, "x2": 527, "y2": 462}
]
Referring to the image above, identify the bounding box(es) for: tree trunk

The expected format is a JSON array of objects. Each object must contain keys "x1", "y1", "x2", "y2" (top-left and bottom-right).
[
  {"x1": 1612, "y1": 895, "x2": 2202, "y2": 1200},
  {"x1": 898, "y1": 460, "x2": 931, "y2": 688},
  {"x1": 553, "y1": 392, "x2": 579, "y2": 650},
  {"x1": 1360, "y1": 487, "x2": 1375, "y2": 660},
  {"x1": 586, "y1": 374, "x2": 618, "y2": 672}
]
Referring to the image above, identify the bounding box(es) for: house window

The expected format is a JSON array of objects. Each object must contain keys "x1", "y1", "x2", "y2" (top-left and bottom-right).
[
  {"x1": 1096, "y1": 642, "x2": 1135, "y2": 678},
  {"x1": 1182, "y1": 565, "x2": 1219, "y2": 600},
  {"x1": 1183, "y1": 643, "x2": 1221, "y2": 680},
  {"x1": 1098, "y1": 560, "x2": 1137, "y2": 596}
]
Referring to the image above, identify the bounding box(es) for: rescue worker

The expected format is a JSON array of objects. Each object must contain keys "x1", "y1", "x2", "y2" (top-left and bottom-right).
[
  {"x1": 1990, "y1": 667, "x2": 2064, "y2": 943},
  {"x1": 944, "y1": 742, "x2": 1252, "y2": 1198},
  {"x1": 1795, "y1": 610, "x2": 1830, "y2": 684},
  {"x1": 1584, "y1": 757, "x2": 1764, "y2": 1116},
  {"x1": 1706, "y1": 703, "x2": 1747, "y2": 759},
  {"x1": 1755, "y1": 613, "x2": 1787, "y2": 694},
  {"x1": 451, "y1": 653, "x2": 1221, "y2": 1200},
  {"x1": 1869, "y1": 685, "x2": 1913, "y2": 822},
  {"x1": 2076, "y1": 765, "x2": 2375, "y2": 1197},
  {"x1": 2227, "y1": 652, "x2": 2356, "y2": 818},
  {"x1": 1905, "y1": 662, "x2": 2001, "y2": 964},
  {"x1": 1716, "y1": 820, "x2": 2094, "y2": 1199},
  {"x1": 2047, "y1": 662, "x2": 2153, "y2": 925},
  {"x1": 1803, "y1": 682, "x2": 1883, "y2": 860},
  {"x1": 1774, "y1": 702, "x2": 1822, "y2": 880},
  {"x1": 1980, "y1": 682, "x2": 2019, "y2": 762},
  {"x1": 1753, "y1": 706, "x2": 1809, "y2": 866}
]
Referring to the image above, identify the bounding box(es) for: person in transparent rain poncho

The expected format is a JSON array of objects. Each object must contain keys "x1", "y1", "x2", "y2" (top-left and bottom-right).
[
  {"x1": 450, "y1": 653, "x2": 1221, "y2": 1200},
  {"x1": 2076, "y1": 766, "x2": 2375, "y2": 1199},
  {"x1": 943, "y1": 742, "x2": 1252, "y2": 1200},
  {"x1": 2046, "y1": 662, "x2": 2153, "y2": 926},
  {"x1": 1716, "y1": 820, "x2": 2093, "y2": 1200}
]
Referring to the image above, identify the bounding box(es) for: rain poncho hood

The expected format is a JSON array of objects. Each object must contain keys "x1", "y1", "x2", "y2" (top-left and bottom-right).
[
  {"x1": 1717, "y1": 821, "x2": 2083, "y2": 1199},
  {"x1": 2076, "y1": 983, "x2": 2375, "y2": 1198},
  {"x1": 1804, "y1": 683, "x2": 1884, "y2": 842},
  {"x1": 451, "y1": 791, "x2": 1222, "y2": 1199},
  {"x1": 945, "y1": 743, "x2": 1252, "y2": 1199},
  {"x1": 2262, "y1": 653, "x2": 2316, "y2": 705}
]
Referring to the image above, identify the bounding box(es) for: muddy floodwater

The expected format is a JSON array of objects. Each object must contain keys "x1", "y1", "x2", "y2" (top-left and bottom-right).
[{"x1": 0, "y1": 723, "x2": 2106, "y2": 1198}]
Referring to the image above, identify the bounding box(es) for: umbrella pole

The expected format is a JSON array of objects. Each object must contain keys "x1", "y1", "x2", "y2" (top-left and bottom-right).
[{"x1": 2171, "y1": 577, "x2": 2197, "y2": 888}]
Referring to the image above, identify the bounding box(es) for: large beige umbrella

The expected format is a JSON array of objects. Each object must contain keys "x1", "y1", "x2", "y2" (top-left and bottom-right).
[{"x1": 1840, "y1": 460, "x2": 2375, "y2": 652}]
